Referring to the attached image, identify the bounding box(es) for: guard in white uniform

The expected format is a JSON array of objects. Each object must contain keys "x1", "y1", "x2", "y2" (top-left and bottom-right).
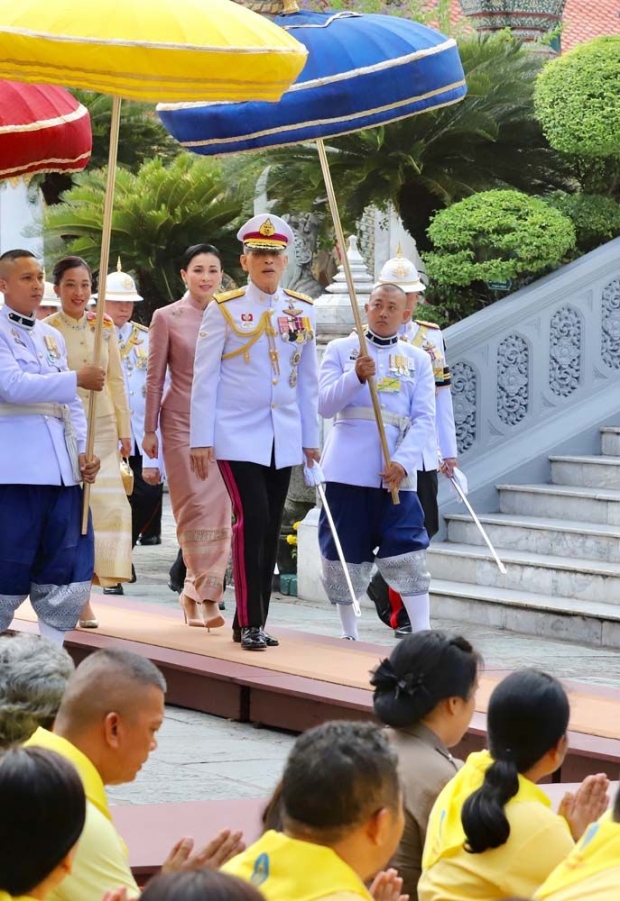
[
  {"x1": 190, "y1": 214, "x2": 320, "y2": 651},
  {"x1": 0, "y1": 249, "x2": 103, "y2": 644},
  {"x1": 102, "y1": 263, "x2": 164, "y2": 550},
  {"x1": 36, "y1": 281, "x2": 61, "y2": 321},
  {"x1": 319, "y1": 283, "x2": 436, "y2": 640},
  {"x1": 369, "y1": 250, "x2": 458, "y2": 636}
]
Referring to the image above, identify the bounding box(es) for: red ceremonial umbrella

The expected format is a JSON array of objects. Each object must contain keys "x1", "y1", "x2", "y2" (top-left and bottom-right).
[{"x1": 0, "y1": 81, "x2": 91, "y2": 179}]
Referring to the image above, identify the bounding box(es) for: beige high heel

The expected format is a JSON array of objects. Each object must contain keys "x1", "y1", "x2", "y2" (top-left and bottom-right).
[
  {"x1": 202, "y1": 600, "x2": 225, "y2": 631},
  {"x1": 180, "y1": 593, "x2": 203, "y2": 627}
]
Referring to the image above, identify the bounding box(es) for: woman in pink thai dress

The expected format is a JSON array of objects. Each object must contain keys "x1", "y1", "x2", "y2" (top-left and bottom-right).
[{"x1": 143, "y1": 244, "x2": 231, "y2": 629}]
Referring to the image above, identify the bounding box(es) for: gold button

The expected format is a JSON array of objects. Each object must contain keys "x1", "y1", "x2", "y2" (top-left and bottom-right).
[
  {"x1": 271, "y1": 403, "x2": 276, "y2": 409},
  {"x1": 272, "y1": 378, "x2": 278, "y2": 385}
]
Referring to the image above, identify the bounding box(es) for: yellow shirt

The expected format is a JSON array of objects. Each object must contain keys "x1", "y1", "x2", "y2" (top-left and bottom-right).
[
  {"x1": 419, "y1": 750, "x2": 574, "y2": 901},
  {"x1": 25, "y1": 728, "x2": 139, "y2": 901},
  {"x1": 535, "y1": 816, "x2": 620, "y2": 901},
  {"x1": 45, "y1": 311, "x2": 131, "y2": 438},
  {"x1": 223, "y1": 830, "x2": 372, "y2": 901}
]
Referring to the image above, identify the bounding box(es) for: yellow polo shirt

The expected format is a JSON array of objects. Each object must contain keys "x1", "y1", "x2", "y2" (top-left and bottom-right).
[
  {"x1": 223, "y1": 830, "x2": 373, "y2": 901},
  {"x1": 25, "y1": 727, "x2": 140, "y2": 901},
  {"x1": 419, "y1": 750, "x2": 574, "y2": 901},
  {"x1": 535, "y1": 816, "x2": 620, "y2": 901}
]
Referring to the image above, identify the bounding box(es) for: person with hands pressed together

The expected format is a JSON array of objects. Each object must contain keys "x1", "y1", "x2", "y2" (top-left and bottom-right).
[
  {"x1": 318, "y1": 283, "x2": 435, "y2": 641},
  {"x1": 189, "y1": 215, "x2": 320, "y2": 651},
  {"x1": 419, "y1": 668, "x2": 609, "y2": 901},
  {"x1": 27, "y1": 648, "x2": 245, "y2": 901},
  {"x1": 0, "y1": 249, "x2": 101, "y2": 646}
]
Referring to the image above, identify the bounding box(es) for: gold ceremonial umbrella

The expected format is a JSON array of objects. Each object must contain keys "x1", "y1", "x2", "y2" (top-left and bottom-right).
[{"x1": 0, "y1": 0, "x2": 307, "y2": 528}]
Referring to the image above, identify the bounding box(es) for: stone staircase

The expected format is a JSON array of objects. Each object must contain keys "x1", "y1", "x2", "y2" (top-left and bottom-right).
[{"x1": 430, "y1": 425, "x2": 620, "y2": 648}]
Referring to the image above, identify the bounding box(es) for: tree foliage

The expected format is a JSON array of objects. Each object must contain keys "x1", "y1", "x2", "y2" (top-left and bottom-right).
[
  {"x1": 43, "y1": 155, "x2": 244, "y2": 321},
  {"x1": 534, "y1": 37, "x2": 620, "y2": 159},
  {"x1": 425, "y1": 189, "x2": 575, "y2": 299},
  {"x1": 262, "y1": 34, "x2": 570, "y2": 251},
  {"x1": 36, "y1": 91, "x2": 182, "y2": 206},
  {"x1": 545, "y1": 193, "x2": 620, "y2": 255}
]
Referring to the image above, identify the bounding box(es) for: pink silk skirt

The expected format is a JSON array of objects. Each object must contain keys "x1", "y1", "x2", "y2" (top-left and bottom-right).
[{"x1": 161, "y1": 408, "x2": 232, "y2": 603}]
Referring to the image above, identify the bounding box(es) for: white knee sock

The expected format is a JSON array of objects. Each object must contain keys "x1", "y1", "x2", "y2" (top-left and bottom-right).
[
  {"x1": 338, "y1": 603, "x2": 359, "y2": 640},
  {"x1": 38, "y1": 620, "x2": 65, "y2": 645},
  {"x1": 400, "y1": 592, "x2": 430, "y2": 632}
]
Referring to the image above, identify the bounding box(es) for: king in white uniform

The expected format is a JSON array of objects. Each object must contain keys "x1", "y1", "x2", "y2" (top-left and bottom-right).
[
  {"x1": 319, "y1": 283, "x2": 436, "y2": 640},
  {"x1": 0, "y1": 250, "x2": 103, "y2": 644},
  {"x1": 190, "y1": 214, "x2": 320, "y2": 651}
]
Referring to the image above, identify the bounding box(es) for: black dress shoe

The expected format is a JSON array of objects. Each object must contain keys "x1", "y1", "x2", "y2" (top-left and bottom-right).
[
  {"x1": 240, "y1": 627, "x2": 267, "y2": 651},
  {"x1": 394, "y1": 624, "x2": 412, "y2": 639},
  {"x1": 103, "y1": 584, "x2": 124, "y2": 596},
  {"x1": 139, "y1": 536, "x2": 162, "y2": 546},
  {"x1": 219, "y1": 601, "x2": 226, "y2": 611},
  {"x1": 260, "y1": 630, "x2": 279, "y2": 647}
]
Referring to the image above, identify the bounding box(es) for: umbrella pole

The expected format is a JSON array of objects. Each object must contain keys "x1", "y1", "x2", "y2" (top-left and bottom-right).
[
  {"x1": 316, "y1": 138, "x2": 399, "y2": 505},
  {"x1": 81, "y1": 95, "x2": 123, "y2": 533}
]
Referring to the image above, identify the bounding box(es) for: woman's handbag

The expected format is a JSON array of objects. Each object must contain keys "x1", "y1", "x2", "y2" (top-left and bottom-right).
[{"x1": 120, "y1": 457, "x2": 134, "y2": 496}]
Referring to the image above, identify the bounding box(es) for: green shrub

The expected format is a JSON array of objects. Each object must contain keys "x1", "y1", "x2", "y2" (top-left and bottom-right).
[
  {"x1": 534, "y1": 36, "x2": 620, "y2": 158},
  {"x1": 546, "y1": 193, "x2": 620, "y2": 253},
  {"x1": 425, "y1": 190, "x2": 576, "y2": 289}
]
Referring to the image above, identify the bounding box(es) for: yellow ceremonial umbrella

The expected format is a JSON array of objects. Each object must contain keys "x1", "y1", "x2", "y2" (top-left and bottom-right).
[{"x1": 0, "y1": 0, "x2": 307, "y2": 529}]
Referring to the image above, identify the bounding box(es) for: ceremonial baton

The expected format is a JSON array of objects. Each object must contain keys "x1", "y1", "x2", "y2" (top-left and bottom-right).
[
  {"x1": 304, "y1": 463, "x2": 361, "y2": 616},
  {"x1": 448, "y1": 476, "x2": 507, "y2": 575}
]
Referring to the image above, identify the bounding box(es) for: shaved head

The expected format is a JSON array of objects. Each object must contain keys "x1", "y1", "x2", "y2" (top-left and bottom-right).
[
  {"x1": 55, "y1": 649, "x2": 166, "y2": 736},
  {"x1": 369, "y1": 283, "x2": 407, "y2": 306},
  {"x1": 0, "y1": 249, "x2": 37, "y2": 281}
]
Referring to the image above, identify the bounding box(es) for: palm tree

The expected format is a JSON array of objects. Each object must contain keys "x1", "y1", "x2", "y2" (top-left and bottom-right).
[
  {"x1": 43, "y1": 155, "x2": 245, "y2": 321},
  {"x1": 263, "y1": 35, "x2": 572, "y2": 251}
]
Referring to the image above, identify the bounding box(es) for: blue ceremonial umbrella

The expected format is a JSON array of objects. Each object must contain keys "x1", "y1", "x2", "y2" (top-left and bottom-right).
[
  {"x1": 157, "y1": 9, "x2": 466, "y2": 154},
  {"x1": 157, "y1": 6, "x2": 467, "y2": 502}
]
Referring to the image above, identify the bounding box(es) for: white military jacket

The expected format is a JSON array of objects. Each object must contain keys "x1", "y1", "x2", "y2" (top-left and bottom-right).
[
  {"x1": 400, "y1": 318, "x2": 458, "y2": 461},
  {"x1": 117, "y1": 321, "x2": 164, "y2": 472},
  {"x1": 319, "y1": 330, "x2": 436, "y2": 491},
  {"x1": 0, "y1": 304, "x2": 87, "y2": 486},
  {"x1": 190, "y1": 281, "x2": 320, "y2": 468}
]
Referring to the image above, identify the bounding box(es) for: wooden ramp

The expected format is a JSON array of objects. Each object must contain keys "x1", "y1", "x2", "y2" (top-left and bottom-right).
[{"x1": 11, "y1": 594, "x2": 620, "y2": 780}]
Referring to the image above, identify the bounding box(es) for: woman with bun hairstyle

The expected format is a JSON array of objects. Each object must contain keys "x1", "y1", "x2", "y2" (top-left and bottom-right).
[
  {"x1": 0, "y1": 746, "x2": 86, "y2": 900},
  {"x1": 371, "y1": 630, "x2": 481, "y2": 898},
  {"x1": 418, "y1": 669, "x2": 610, "y2": 901}
]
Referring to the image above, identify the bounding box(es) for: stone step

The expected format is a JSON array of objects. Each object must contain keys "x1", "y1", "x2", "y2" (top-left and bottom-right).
[
  {"x1": 550, "y1": 455, "x2": 620, "y2": 489},
  {"x1": 430, "y1": 580, "x2": 620, "y2": 648},
  {"x1": 444, "y1": 513, "x2": 620, "y2": 563},
  {"x1": 498, "y1": 483, "x2": 620, "y2": 525},
  {"x1": 601, "y1": 427, "x2": 620, "y2": 457},
  {"x1": 427, "y1": 542, "x2": 620, "y2": 604}
]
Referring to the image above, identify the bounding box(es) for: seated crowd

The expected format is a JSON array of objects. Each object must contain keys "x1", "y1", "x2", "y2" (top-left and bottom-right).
[{"x1": 0, "y1": 631, "x2": 618, "y2": 901}]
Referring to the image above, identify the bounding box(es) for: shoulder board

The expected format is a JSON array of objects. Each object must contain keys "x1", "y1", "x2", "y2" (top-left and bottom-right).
[
  {"x1": 215, "y1": 288, "x2": 246, "y2": 304},
  {"x1": 132, "y1": 322, "x2": 148, "y2": 332},
  {"x1": 284, "y1": 288, "x2": 314, "y2": 305},
  {"x1": 414, "y1": 319, "x2": 439, "y2": 330}
]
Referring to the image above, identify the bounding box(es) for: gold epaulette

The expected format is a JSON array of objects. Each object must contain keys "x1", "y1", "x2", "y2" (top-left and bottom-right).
[
  {"x1": 215, "y1": 288, "x2": 246, "y2": 304},
  {"x1": 284, "y1": 288, "x2": 314, "y2": 305},
  {"x1": 132, "y1": 322, "x2": 148, "y2": 331},
  {"x1": 414, "y1": 319, "x2": 439, "y2": 329}
]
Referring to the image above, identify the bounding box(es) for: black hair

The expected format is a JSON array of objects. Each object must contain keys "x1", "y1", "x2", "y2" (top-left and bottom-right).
[
  {"x1": 140, "y1": 870, "x2": 264, "y2": 901},
  {"x1": 52, "y1": 256, "x2": 92, "y2": 286},
  {"x1": 281, "y1": 721, "x2": 400, "y2": 841},
  {"x1": 461, "y1": 669, "x2": 569, "y2": 854},
  {"x1": 261, "y1": 779, "x2": 284, "y2": 833},
  {"x1": 180, "y1": 243, "x2": 222, "y2": 271},
  {"x1": 0, "y1": 248, "x2": 36, "y2": 263},
  {"x1": 371, "y1": 630, "x2": 481, "y2": 729},
  {"x1": 0, "y1": 746, "x2": 86, "y2": 895}
]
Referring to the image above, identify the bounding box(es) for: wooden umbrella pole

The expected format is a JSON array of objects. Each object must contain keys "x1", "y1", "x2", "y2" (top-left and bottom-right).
[
  {"x1": 316, "y1": 138, "x2": 399, "y2": 505},
  {"x1": 81, "y1": 95, "x2": 123, "y2": 533}
]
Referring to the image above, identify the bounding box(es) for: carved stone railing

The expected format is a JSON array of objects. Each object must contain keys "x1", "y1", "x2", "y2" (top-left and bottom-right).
[{"x1": 440, "y1": 237, "x2": 620, "y2": 514}]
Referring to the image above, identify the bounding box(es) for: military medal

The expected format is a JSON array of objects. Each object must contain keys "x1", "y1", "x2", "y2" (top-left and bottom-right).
[
  {"x1": 289, "y1": 348, "x2": 301, "y2": 387},
  {"x1": 44, "y1": 334, "x2": 60, "y2": 359}
]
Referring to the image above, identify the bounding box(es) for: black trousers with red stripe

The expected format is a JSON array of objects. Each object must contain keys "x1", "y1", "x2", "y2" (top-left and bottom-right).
[{"x1": 218, "y1": 454, "x2": 292, "y2": 630}]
